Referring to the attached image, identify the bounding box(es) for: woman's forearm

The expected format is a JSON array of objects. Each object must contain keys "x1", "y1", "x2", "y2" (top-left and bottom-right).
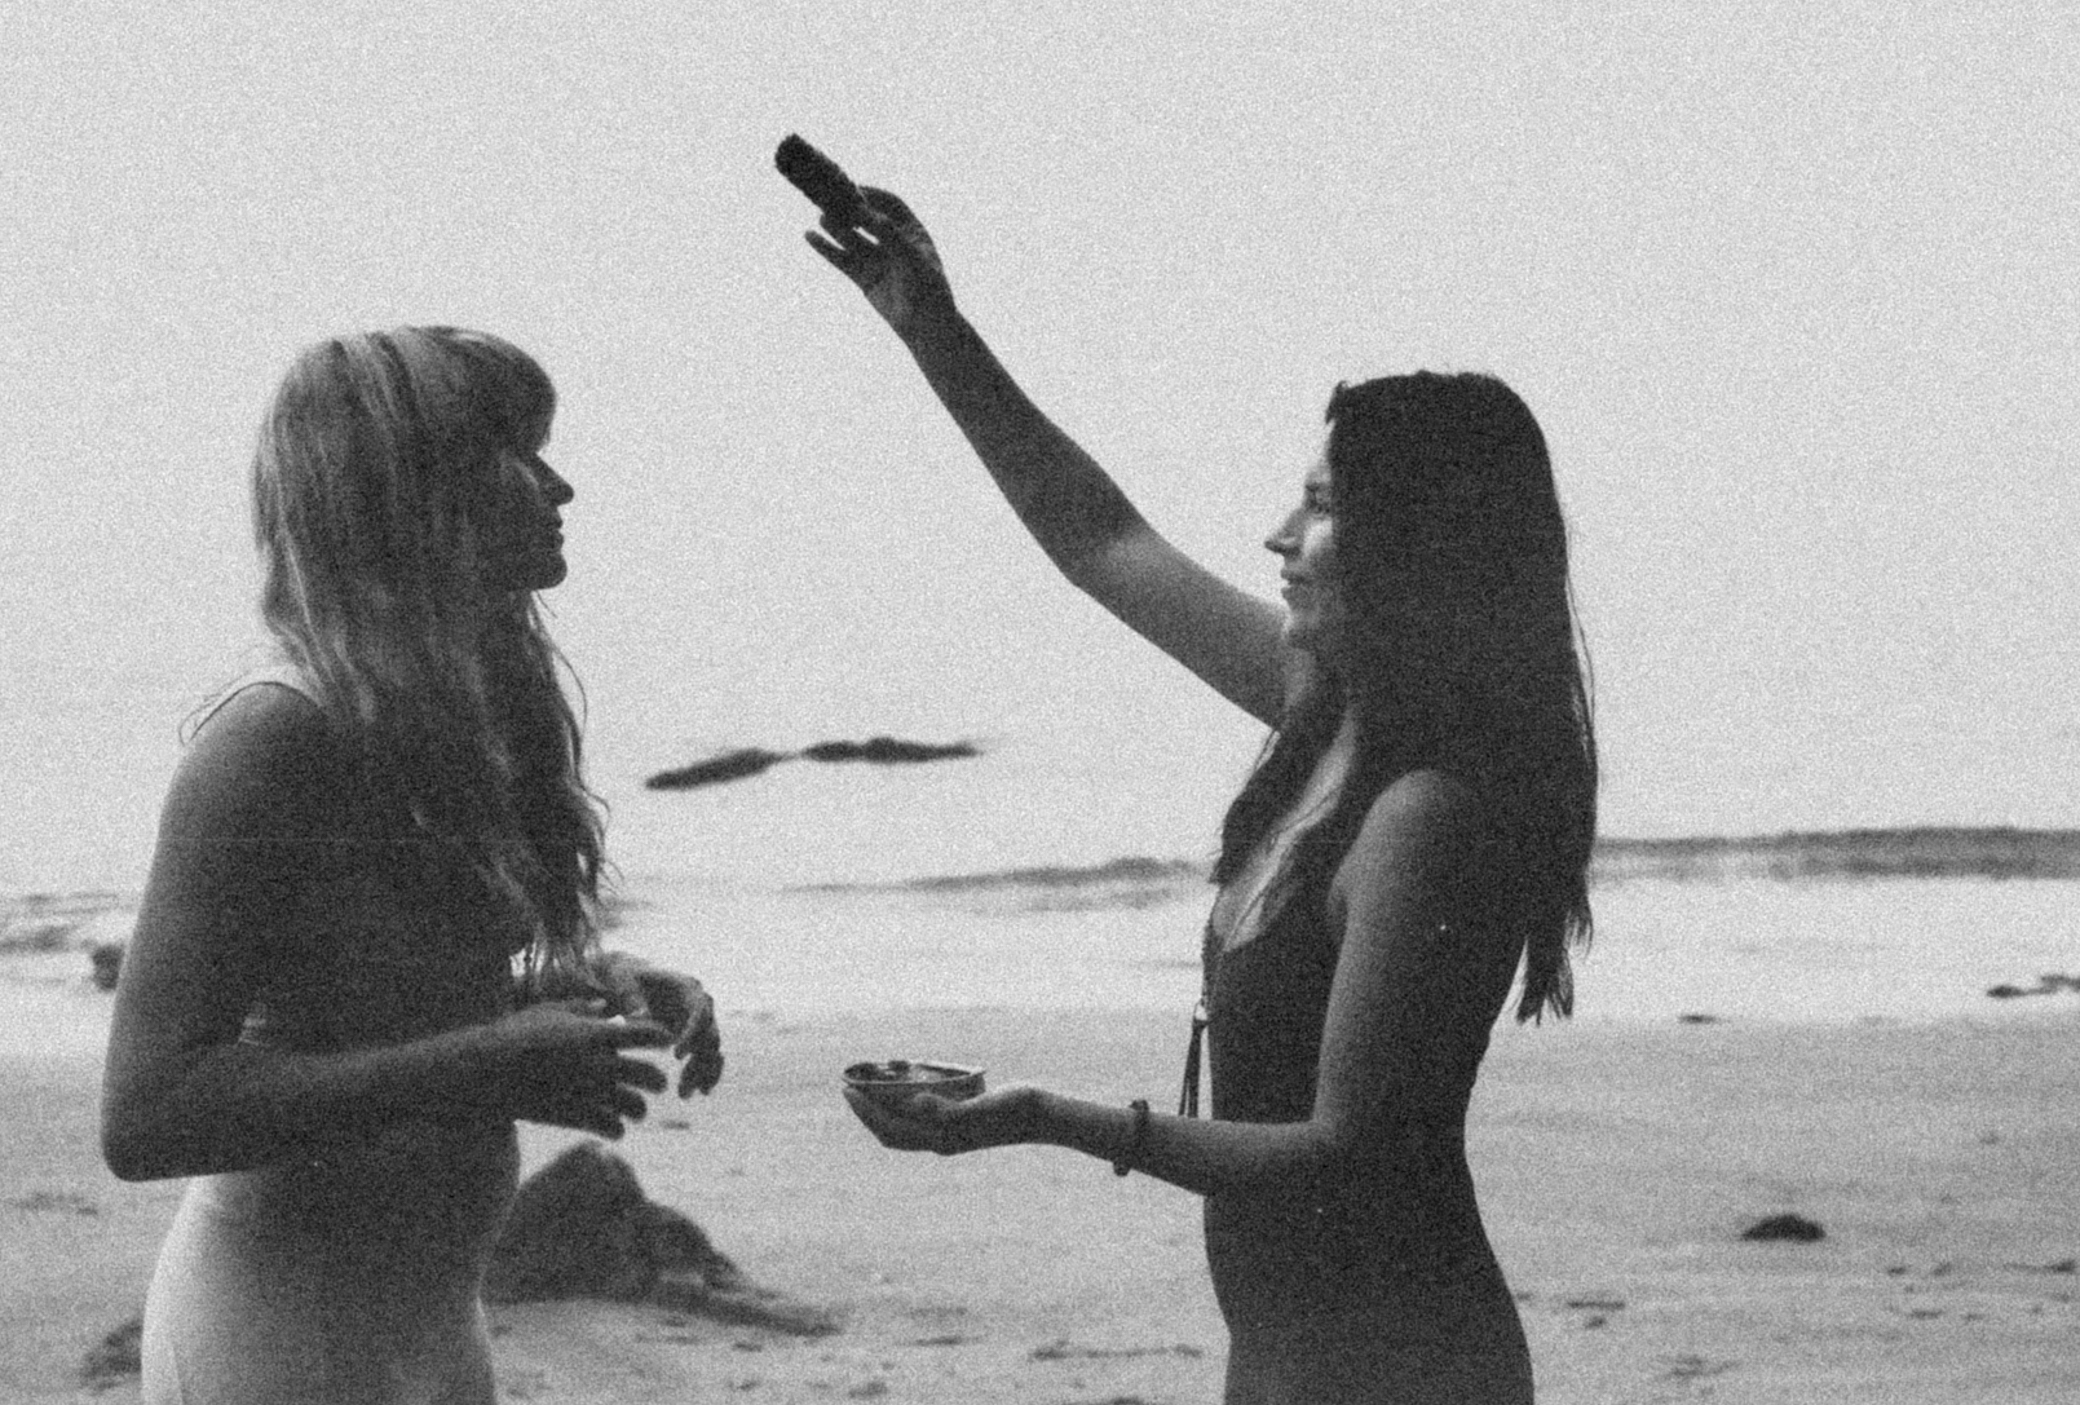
[
  {"x1": 102, "y1": 1029, "x2": 496, "y2": 1182},
  {"x1": 899, "y1": 312, "x2": 1146, "y2": 578},
  {"x1": 1027, "y1": 1089, "x2": 1336, "y2": 1198}
]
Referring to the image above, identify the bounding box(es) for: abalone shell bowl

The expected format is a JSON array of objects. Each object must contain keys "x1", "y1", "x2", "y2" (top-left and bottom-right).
[{"x1": 842, "y1": 1060, "x2": 987, "y2": 1108}]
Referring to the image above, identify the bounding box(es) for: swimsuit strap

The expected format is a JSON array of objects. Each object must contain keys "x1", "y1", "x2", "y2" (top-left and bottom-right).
[{"x1": 191, "y1": 661, "x2": 321, "y2": 737}]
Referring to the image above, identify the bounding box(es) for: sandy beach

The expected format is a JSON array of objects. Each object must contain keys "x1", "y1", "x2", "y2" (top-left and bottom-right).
[{"x1": 7, "y1": 962, "x2": 2080, "y2": 1403}]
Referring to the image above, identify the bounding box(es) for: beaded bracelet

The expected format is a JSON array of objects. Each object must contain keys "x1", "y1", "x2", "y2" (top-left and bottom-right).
[{"x1": 1113, "y1": 1098, "x2": 1151, "y2": 1177}]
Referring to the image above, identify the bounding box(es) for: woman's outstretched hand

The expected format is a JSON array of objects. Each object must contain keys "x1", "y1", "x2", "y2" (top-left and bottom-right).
[
  {"x1": 803, "y1": 187, "x2": 955, "y2": 338},
  {"x1": 841, "y1": 1084, "x2": 1039, "y2": 1156},
  {"x1": 470, "y1": 999, "x2": 674, "y2": 1139},
  {"x1": 594, "y1": 953, "x2": 725, "y2": 1097}
]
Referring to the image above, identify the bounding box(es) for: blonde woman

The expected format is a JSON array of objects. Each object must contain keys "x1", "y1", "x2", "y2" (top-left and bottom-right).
[
  {"x1": 805, "y1": 181, "x2": 1595, "y2": 1403},
  {"x1": 102, "y1": 328, "x2": 723, "y2": 1404}
]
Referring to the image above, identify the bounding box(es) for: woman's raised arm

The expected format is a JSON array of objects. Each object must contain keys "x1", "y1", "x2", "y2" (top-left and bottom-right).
[{"x1": 803, "y1": 181, "x2": 1290, "y2": 726}]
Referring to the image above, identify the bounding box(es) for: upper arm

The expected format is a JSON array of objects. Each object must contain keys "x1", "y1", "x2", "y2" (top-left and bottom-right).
[
  {"x1": 1309, "y1": 773, "x2": 1515, "y2": 1142},
  {"x1": 102, "y1": 688, "x2": 333, "y2": 1138},
  {"x1": 1065, "y1": 521, "x2": 1293, "y2": 725}
]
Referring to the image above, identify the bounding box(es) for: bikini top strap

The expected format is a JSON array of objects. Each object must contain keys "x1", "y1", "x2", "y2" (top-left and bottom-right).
[{"x1": 189, "y1": 661, "x2": 322, "y2": 739}]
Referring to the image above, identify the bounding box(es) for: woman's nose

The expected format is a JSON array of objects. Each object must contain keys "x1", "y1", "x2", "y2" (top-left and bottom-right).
[{"x1": 1264, "y1": 507, "x2": 1300, "y2": 556}]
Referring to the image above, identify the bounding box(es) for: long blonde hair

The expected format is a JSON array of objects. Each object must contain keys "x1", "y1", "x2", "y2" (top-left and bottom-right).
[{"x1": 251, "y1": 326, "x2": 604, "y2": 989}]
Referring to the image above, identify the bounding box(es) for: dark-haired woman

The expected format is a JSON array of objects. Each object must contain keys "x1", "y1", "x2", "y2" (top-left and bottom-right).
[
  {"x1": 804, "y1": 189, "x2": 1594, "y2": 1403},
  {"x1": 102, "y1": 328, "x2": 725, "y2": 1404}
]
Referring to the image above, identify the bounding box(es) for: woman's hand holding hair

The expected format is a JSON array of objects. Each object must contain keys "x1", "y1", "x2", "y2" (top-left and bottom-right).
[
  {"x1": 465, "y1": 999, "x2": 674, "y2": 1140},
  {"x1": 841, "y1": 1084, "x2": 1043, "y2": 1156},
  {"x1": 804, "y1": 187, "x2": 956, "y2": 339}
]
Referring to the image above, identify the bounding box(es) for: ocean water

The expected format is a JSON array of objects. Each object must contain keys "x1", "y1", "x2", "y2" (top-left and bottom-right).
[{"x1": 5, "y1": 744, "x2": 2079, "y2": 1028}]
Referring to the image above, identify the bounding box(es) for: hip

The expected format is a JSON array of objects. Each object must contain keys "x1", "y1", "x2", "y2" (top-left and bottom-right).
[
  {"x1": 142, "y1": 1181, "x2": 503, "y2": 1405},
  {"x1": 1203, "y1": 1172, "x2": 1493, "y2": 1323},
  {"x1": 187, "y1": 1118, "x2": 519, "y2": 1263},
  {"x1": 1219, "y1": 1254, "x2": 1531, "y2": 1405}
]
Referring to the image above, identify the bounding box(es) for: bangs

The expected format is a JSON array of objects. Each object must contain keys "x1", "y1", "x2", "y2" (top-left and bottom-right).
[{"x1": 438, "y1": 328, "x2": 557, "y2": 449}]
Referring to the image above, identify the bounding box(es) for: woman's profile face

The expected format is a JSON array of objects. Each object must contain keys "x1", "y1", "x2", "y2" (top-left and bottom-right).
[
  {"x1": 479, "y1": 437, "x2": 574, "y2": 592},
  {"x1": 1266, "y1": 458, "x2": 1345, "y2": 660}
]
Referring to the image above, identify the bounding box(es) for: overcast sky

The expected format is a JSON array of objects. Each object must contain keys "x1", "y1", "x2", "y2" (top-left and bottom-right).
[{"x1": 4, "y1": 2, "x2": 2075, "y2": 888}]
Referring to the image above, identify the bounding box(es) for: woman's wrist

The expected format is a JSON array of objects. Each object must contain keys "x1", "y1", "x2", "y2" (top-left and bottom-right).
[
  {"x1": 440, "y1": 1023, "x2": 511, "y2": 1118},
  {"x1": 1112, "y1": 1098, "x2": 1152, "y2": 1177},
  {"x1": 897, "y1": 299, "x2": 973, "y2": 361},
  {"x1": 1023, "y1": 1090, "x2": 1142, "y2": 1168}
]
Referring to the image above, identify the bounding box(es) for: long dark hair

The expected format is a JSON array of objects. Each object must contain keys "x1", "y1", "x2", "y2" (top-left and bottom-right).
[
  {"x1": 1213, "y1": 372, "x2": 1596, "y2": 1021},
  {"x1": 250, "y1": 326, "x2": 605, "y2": 990}
]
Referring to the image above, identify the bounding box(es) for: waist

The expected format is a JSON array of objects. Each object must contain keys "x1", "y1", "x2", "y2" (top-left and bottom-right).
[
  {"x1": 1204, "y1": 1164, "x2": 1494, "y2": 1324},
  {"x1": 193, "y1": 1117, "x2": 519, "y2": 1258}
]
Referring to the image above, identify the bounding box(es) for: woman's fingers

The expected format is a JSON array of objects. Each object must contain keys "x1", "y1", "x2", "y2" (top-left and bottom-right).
[
  {"x1": 608, "y1": 1082, "x2": 650, "y2": 1125},
  {"x1": 592, "y1": 957, "x2": 650, "y2": 1025},
  {"x1": 676, "y1": 1005, "x2": 724, "y2": 1096},
  {"x1": 602, "y1": 1017, "x2": 674, "y2": 1050},
  {"x1": 859, "y1": 189, "x2": 925, "y2": 247},
  {"x1": 806, "y1": 227, "x2": 885, "y2": 286},
  {"x1": 679, "y1": 1049, "x2": 724, "y2": 1098},
  {"x1": 841, "y1": 1087, "x2": 951, "y2": 1152},
  {"x1": 521, "y1": 1066, "x2": 660, "y2": 1137},
  {"x1": 614, "y1": 968, "x2": 724, "y2": 1098},
  {"x1": 611, "y1": 1051, "x2": 668, "y2": 1095},
  {"x1": 539, "y1": 995, "x2": 611, "y2": 1017}
]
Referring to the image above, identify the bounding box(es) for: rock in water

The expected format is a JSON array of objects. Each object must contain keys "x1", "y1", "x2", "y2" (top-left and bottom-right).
[
  {"x1": 1740, "y1": 1213, "x2": 1825, "y2": 1242},
  {"x1": 645, "y1": 748, "x2": 793, "y2": 790},
  {"x1": 486, "y1": 1142, "x2": 838, "y2": 1335},
  {"x1": 801, "y1": 737, "x2": 978, "y2": 764}
]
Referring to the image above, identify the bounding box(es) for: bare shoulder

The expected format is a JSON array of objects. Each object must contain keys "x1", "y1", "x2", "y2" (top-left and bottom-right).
[
  {"x1": 1326, "y1": 769, "x2": 1489, "y2": 921},
  {"x1": 161, "y1": 682, "x2": 341, "y2": 844},
  {"x1": 1351, "y1": 769, "x2": 1486, "y2": 859}
]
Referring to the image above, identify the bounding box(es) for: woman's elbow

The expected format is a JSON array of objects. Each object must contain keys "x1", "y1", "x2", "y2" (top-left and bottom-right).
[
  {"x1": 101, "y1": 1126, "x2": 163, "y2": 1182},
  {"x1": 100, "y1": 1096, "x2": 184, "y2": 1182},
  {"x1": 1304, "y1": 1115, "x2": 1384, "y2": 1182}
]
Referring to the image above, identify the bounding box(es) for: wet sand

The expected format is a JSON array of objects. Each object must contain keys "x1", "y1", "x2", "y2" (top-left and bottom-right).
[{"x1": 6, "y1": 969, "x2": 2080, "y2": 1402}]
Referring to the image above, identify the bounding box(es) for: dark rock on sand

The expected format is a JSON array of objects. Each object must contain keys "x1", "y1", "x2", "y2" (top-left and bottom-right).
[
  {"x1": 486, "y1": 1143, "x2": 838, "y2": 1335},
  {"x1": 800, "y1": 737, "x2": 978, "y2": 765},
  {"x1": 80, "y1": 1314, "x2": 142, "y2": 1388},
  {"x1": 90, "y1": 941, "x2": 125, "y2": 991},
  {"x1": 645, "y1": 748, "x2": 794, "y2": 791},
  {"x1": 1740, "y1": 1213, "x2": 1826, "y2": 1242}
]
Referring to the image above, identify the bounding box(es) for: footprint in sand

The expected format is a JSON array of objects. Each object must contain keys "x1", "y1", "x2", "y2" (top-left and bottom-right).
[
  {"x1": 1561, "y1": 1294, "x2": 1627, "y2": 1329},
  {"x1": 10, "y1": 1189, "x2": 98, "y2": 1215},
  {"x1": 1664, "y1": 1353, "x2": 1735, "y2": 1381},
  {"x1": 1028, "y1": 1339, "x2": 1207, "y2": 1362}
]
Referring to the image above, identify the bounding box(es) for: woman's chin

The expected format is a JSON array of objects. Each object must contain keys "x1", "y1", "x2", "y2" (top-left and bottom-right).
[{"x1": 497, "y1": 556, "x2": 568, "y2": 593}]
